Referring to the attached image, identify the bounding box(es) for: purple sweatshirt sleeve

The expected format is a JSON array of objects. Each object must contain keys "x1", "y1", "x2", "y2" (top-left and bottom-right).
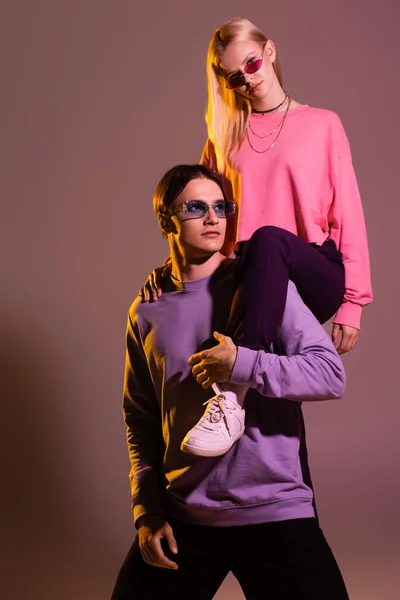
[
  {"x1": 123, "y1": 311, "x2": 165, "y2": 526},
  {"x1": 230, "y1": 282, "x2": 346, "y2": 400}
]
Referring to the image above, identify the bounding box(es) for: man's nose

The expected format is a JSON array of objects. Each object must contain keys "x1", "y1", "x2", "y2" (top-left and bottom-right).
[{"x1": 205, "y1": 207, "x2": 219, "y2": 223}]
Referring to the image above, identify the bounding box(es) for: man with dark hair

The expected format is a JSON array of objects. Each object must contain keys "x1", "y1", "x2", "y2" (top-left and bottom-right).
[{"x1": 111, "y1": 165, "x2": 349, "y2": 600}]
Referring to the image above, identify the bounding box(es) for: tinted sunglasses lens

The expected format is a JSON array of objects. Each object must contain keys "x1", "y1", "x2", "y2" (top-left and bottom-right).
[
  {"x1": 212, "y1": 201, "x2": 237, "y2": 217},
  {"x1": 184, "y1": 201, "x2": 207, "y2": 218},
  {"x1": 211, "y1": 202, "x2": 235, "y2": 217},
  {"x1": 225, "y1": 202, "x2": 235, "y2": 216},
  {"x1": 227, "y1": 74, "x2": 244, "y2": 89},
  {"x1": 245, "y1": 59, "x2": 262, "y2": 75},
  {"x1": 213, "y1": 203, "x2": 228, "y2": 217}
]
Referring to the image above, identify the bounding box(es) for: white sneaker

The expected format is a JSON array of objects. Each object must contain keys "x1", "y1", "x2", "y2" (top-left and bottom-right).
[{"x1": 181, "y1": 386, "x2": 247, "y2": 457}]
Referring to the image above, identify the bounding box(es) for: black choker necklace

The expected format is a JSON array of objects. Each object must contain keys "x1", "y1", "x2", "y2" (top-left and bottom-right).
[{"x1": 252, "y1": 93, "x2": 289, "y2": 115}]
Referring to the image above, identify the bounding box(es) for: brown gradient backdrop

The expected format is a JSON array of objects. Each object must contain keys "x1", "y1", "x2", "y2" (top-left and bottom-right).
[{"x1": 1, "y1": 1, "x2": 399, "y2": 598}]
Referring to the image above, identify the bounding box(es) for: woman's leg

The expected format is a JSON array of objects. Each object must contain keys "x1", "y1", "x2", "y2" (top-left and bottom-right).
[
  {"x1": 226, "y1": 226, "x2": 345, "y2": 521},
  {"x1": 227, "y1": 226, "x2": 345, "y2": 349}
]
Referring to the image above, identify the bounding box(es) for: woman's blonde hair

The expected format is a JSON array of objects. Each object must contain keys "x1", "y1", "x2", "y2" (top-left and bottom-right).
[{"x1": 206, "y1": 17, "x2": 283, "y2": 172}]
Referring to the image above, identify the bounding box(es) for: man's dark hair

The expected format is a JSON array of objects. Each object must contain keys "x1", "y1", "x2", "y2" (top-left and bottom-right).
[{"x1": 153, "y1": 164, "x2": 226, "y2": 215}]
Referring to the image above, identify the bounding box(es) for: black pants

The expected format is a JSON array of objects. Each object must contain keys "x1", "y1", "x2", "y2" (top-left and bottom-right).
[{"x1": 111, "y1": 517, "x2": 349, "y2": 600}]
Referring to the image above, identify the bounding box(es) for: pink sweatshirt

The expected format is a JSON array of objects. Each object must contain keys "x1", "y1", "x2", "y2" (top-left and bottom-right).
[{"x1": 200, "y1": 105, "x2": 372, "y2": 330}]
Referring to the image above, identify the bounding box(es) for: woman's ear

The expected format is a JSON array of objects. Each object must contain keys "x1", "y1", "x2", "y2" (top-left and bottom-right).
[{"x1": 266, "y1": 39, "x2": 277, "y2": 63}]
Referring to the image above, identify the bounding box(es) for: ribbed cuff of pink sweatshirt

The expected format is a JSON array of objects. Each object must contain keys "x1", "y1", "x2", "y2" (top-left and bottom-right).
[{"x1": 334, "y1": 302, "x2": 362, "y2": 330}]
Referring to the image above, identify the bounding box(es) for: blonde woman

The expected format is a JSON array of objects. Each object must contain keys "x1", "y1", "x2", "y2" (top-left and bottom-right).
[{"x1": 140, "y1": 17, "x2": 372, "y2": 458}]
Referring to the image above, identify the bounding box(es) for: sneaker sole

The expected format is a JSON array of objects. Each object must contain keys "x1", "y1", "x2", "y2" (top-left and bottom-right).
[{"x1": 180, "y1": 427, "x2": 245, "y2": 458}]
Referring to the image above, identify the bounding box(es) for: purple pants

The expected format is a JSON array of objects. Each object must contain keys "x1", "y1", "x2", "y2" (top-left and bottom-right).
[{"x1": 227, "y1": 226, "x2": 345, "y2": 523}]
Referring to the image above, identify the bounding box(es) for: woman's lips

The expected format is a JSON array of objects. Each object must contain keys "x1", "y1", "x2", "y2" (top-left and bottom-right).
[{"x1": 249, "y1": 81, "x2": 263, "y2": 93}]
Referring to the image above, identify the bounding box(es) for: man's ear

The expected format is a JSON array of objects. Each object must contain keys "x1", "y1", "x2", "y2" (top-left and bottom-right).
[{"x1": 159, "y1": 213, "x2": 173, "y2": 237}]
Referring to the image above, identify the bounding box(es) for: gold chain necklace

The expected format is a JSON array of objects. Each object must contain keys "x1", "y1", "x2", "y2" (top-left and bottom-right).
[
  {"x1": 248, "y1": 115, "x2": 285, "y2": 139},
  {"x1": 248, "y1": 95, "x2": 289, "y2": 139},
  {"x1": 246, "y1": 97, "x2": 292, "y2": 153}
]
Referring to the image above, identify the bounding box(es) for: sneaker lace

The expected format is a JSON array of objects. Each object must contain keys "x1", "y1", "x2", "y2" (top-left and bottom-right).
[{"x1": 198, "y1": 394, "x2": 233, "y2": 432}]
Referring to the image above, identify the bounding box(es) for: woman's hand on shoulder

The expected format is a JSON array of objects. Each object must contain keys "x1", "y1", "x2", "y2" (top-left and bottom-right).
[{"x1": 138, "y1": 257, "x2": 172, "y2": 302}]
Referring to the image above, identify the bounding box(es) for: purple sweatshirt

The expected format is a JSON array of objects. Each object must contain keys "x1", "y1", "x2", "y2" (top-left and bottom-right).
[{"x1": 123, "y1": 260, "x2": 346, "y2": 527}]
